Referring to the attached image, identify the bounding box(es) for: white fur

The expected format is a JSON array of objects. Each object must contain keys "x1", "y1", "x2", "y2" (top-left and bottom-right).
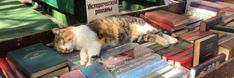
[{"x1": 71, "y1": 25, "x2": 102, "y2": 66}]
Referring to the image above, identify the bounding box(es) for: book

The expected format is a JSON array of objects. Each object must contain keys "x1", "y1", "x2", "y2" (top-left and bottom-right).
[
  {"x1": 116, "y1": 60, "x2": 168, "y2": 78},
  {"x1": 190, "y1": 1, "x2": 229, "y2": 13},
  {"x1": 39, "y1": 66, "x2": 68, "y2": 78},
  {"x1": 193, "y1": 34, "x2": 219, "y2": 66},
  {"x1": 112, "y1": 53, "x2": 161, "y2": 75},
  {"x1": 167, "y1": 48, "x2": 193, "y2": 64},
  {"x1": 0, "y1": 58, "x2": 16, "y2": 78},
  {"x1": 218, "y1": 37, "x2": 234, "y2": 60},
  {"x1": 213, "y1": 25, "x2": 234, "y2": 33},
  {"x1": 209, "y1": 29, "x2": 234, "y2": 38},
  {"x1": 60, "y1": 69, "x2": 86, "y2": 78},
  {"x1": 133, "y1": 45, "x2": 153, "y2": 57},
  {"x1": 180, "y1": 31, "x2": 213, "y2": 43},
  {"x1": 101, "y1": 55, "x2": 132, "y2": 69},
  {"x1": 144, "y1": 65, "x2": 173, "y2": 78},
  {"x1": 5, "y1": 57, "x2": 25, "y2": 78},
  {"x1": 200, "y1": 15, "x2": 223, "y2": 31},
  {"x1": 80, "y1": 63, "x2": 115, "y2": 78},
  {"x1": 142, "y1": 10, "x2": 189, "y2": 31},
  {"x1": 190, "y1": 53, "x2": 226, "y2": 77},
  {"x1": 159, "y1": 67, "x2": 186, "y2": 78},
  {"x1": 7, "y1": 43, "x2": 67, "y2": 78},
  {"x1": 174, "y1": 54, "x2": 193, "y2": 69},
  {"x1": 101, "y1": 43, "x2": 139, "y2": 59}
]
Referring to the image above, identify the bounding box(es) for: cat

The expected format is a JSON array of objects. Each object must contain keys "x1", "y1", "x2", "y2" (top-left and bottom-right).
[{"x1": 52, "y1": 15, "x2": 178, "y2": 66}]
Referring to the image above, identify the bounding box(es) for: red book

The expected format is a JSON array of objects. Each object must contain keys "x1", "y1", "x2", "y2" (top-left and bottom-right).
[
  {"x1": 0, "y1": 58, "x2": 16, "y2": 78},
  {"x1": 60, "y1": 69, "x2": 86, "y2": 78},
  {"x1": 167, "y1": 48, "x2": 193, "y2": 64},
  {"x1": 5, "y1": 57, "x2": 25, "y2": 78},
  {"x1": 174, "y1": 54, "x2": 193, "y2": 69},
  {"x1": 162, "y1": 44, "x2": 193, "y2": 61}
]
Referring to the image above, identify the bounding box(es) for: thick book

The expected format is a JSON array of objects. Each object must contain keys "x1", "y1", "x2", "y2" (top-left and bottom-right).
[
  {"x1": 213, "y1": 25, "x2": 234, "y2": 33},
  {"x1": 142, "y1": 10, "x2": 189, "y2": 31},
  {"x1": 0, "y1": 58, "x2": 16, "y2": 78},
  {"x1": 5, "y1": 57, "x2": 25, "y2": 78},
  {"x1": 7, "y1": 43, "x2": 67, "y2": 78},
  {"x1": 144, "y1": 65, "x2": 173, "y2": 78},
  {"x1": 174, "y1": 54, "x2": 193, "y2": 69},
  {"x1": 61, "y1": 51, "x2": 80, "y2": 71},
  {"x1": 193, "y1": 34, "x2": 219, "y2": 66},
  {"x1": 218, "y1": 38, "x2": 234, "y2": 60},
  {"x1": 167, "y1": 48, "x2": 193, "y2": 64},
  {"x1": 60, "y1": 69, "x2": 86, "y2": 78},
  {"x1": 116, "y1": 60, "x2": 168, "y2": 78},
  {"x1": 39, "y1": 66, "x2": 69, "y2": 78},
  {"x1": 200, "y1": 15, "x2": 223, "y2": 31},
  {"x1": 80, "y1": 63, "x2": 115, "y2": 78},
  {"x1": 190, "y1": 53, "x2": 226, "y2": 77},
  {"x1": 180, "y1": 31, "x2": 213, "y2": 43}
]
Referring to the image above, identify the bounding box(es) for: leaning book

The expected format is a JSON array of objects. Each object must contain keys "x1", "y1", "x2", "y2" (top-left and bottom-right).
[{"x1": 7, "y1": 43, "x2": 67, "y2": 78}]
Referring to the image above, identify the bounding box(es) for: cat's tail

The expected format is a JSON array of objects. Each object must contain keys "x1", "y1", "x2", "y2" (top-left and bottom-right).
[{"x1": 138, "y1": 32, "x2": 178, "y2": 47}]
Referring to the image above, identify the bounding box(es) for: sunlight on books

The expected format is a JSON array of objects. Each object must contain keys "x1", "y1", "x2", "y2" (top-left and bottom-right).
[{"x1": 189, "y1": 8, "x2": 217, "y2": 20}]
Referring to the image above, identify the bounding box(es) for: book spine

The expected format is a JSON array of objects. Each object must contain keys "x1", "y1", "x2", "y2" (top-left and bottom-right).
[
  {"x1": 213, "y1": 25, "x2": 234, "y2": 33},
  {"x1": 112, "y1": 53, "x2": 161, "y2": 75},
  {"x1": 117, "y1": 60, "x2": 168, "y2": 78},
  {"x1": 159, "y1": 67, "x2": 186, "y2": 78},
  {"x1": 167, "y1": 49, "x2": 193, "y2": 64},
  {"x1": 0, "y1": 58, "x2": 16, "y2": 78},
  {"x1": 5, "y1": 58, "x2": 25, "y2": 78},
  {"x1": 190, "y1": 53, "x2": 226, "y2": 77},
  {"x1": 174, "y1": 54, "x2": 193, "y2": 69}
]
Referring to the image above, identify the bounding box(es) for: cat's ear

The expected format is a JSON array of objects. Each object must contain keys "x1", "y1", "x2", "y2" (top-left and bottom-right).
[{"x1": 52, "y1": 28, "x2": 60, "y2": 35}]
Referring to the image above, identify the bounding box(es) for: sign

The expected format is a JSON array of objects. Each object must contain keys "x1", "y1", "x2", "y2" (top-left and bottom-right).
[{"x1": 86, "y1": 0, "x2": 119, "y2": 22}]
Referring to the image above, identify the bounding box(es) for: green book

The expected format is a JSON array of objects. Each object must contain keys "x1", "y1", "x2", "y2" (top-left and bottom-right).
[{"x1": 7, "y1": 43, "x2": 67, "y2": 78}]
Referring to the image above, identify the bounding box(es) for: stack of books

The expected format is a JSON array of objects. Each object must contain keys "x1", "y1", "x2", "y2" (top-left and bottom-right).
[{"x1": 6, "y1": 43, "x2": 68, "y2": 78}]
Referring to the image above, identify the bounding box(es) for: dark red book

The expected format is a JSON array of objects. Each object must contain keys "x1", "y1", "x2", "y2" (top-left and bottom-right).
[
  {"x1": 167, "y1": 48, "x2": 193, "y2": 64},
  {"x1": 5, "y1": 57, "x2": 25, "y2": 78},
  {"x1": 174, "y1": 54, "x2": 193, "y2": 69},
  {"x1": 0, "y1": 58, "x2": 16, "y2": 78},
  {"x1": 162, "y1": 44, "x2": 193, "y2": 61}
]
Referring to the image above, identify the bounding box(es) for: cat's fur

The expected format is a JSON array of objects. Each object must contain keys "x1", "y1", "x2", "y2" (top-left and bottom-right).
[{"x1": 52, "y1": 15, "x2": 178, "y2": 66}]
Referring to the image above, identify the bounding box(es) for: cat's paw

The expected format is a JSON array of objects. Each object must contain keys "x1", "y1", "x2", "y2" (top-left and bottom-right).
[
  {"x1": 162, "y1": 34, "x2": 178, "y2": 45},
  {"x1": 80, "y1": 60, "x2": 88, "y2": 67}
]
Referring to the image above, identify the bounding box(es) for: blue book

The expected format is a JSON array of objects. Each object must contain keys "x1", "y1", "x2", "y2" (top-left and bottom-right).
[
  {"x1": 117, "y1": 60, "x2": 168, "y2": 78},
  {"x1": 80, "y1": 63, "x2": 115, "y2": 78}
]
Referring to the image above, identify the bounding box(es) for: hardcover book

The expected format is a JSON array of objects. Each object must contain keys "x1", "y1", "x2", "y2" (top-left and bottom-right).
[
  {"x1": 142, "y1": 10, "x2": 189, "y2": 31},
  {"x1": 39, "y1": 66, "x2": 69, "y2": 78},
  {"x1": 159, "y1": 67, "x2": 186, "y2": 78},
  {"x1": 144, "y1": 65, "x2": 173, "y2": 78},
  {"x1": 218, "y1": 38, "x2": 234, "y2": 60},
  {"x1": 5, "y1": 57, "x2": 25, "y2": 78},
  {"x1": 213, "y1": 25, "x2": 234, "y2": 33},
  {"x1": 167, "y1": 48, "x2": 193, "y2": 64},
  {"x1": 60, "y1": 69, "x2": 86, "y2": 78},
  {"x1": 190, "y1": 53, "x2": 226, "y2": 77},
  {"x1": 61, "y1": 51, "x2": 80, "y2": 70},
  {"x1": 0, "y1": 58, "x2": 16, "y2": 78},
  {"x1": 80, "y1": 63, "x2": 115, "y2": 78},
  {"x1": 174, "y1": 54, "x2": 193, "y2": 69},
  {"x1": 193, "y1": 34, "x2": 219, "y2": 66},
  {"x1": 7, "y1": 43, "x2": 67, "y2": 78},
  {"x1": 200, "y1": 15, "x2": 223, "y2": 31}
]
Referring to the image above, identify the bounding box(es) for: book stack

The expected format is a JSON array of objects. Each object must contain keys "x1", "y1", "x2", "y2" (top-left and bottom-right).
[
  {"x1": 7, "y1": 43, "x2": 68, "y2": 78},
  {"x1": 142, "y1": 10, "x2": 189, "y2": 32},
  {"x1": 218, "y1": 36, "x2": 234, "y2": 60}
]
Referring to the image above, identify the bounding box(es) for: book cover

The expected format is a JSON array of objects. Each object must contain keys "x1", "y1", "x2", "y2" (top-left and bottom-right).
[
  {"x1": 180, "y1": 31, "x2": 213, "y2": 43},
  {"x1": 190, "y1": 1, "x2": 229, "y2": 12},
  {"x1": 193, "y1": 34, "x2": 219, "y2": 66},
  {"x1": 0, "y1": 58, "x2": 16, "y2": 78},
  {"x1": 7, "y1": 43, "x2": 67, "y2": 78},
  {"x1": 213, "y1": 25, "x2": 234, "y2": 33},
  {"x1": 101, "y1": 56, "x2": 132, "y2": 69},
  {"x1": 60, "y1": 69, "x2": 86, "y2": 78},
  {"x1": 190, "y1": 53, "x2": 226, "y2": 77},
  {"x1": 144, "y1": 65, "x2": 173, "y2": 78},
  {"x1": 218, "y1": 38, "x2": 234, "y2": 60},
  {"x1": 101, "y1": 43, "x2": 139, "y2": 59},
  {"x1": 133, "y1": 45, "x2": 153, "y2": 57},
  {"x1": 117, "y1": 60, "x2": 168, "y2": 78},
  {"x1": 112, "y1": 53, "x2": 161, "y2": 75},
  {"x1": 61, "y1": 51, "x2": 81, "y2": 71},
  {"x1": 199, "y1": 15, "x2": 222, "y2": 31},
  {"x1": 174, "y1": 54, "x2": 193, "y2": 69},
  {"x1": 80, "y1": 63, "x2": 115, "y2": 78},
  {"x1": 5, "y1": 57, "x2": 25, "y2": 78}
]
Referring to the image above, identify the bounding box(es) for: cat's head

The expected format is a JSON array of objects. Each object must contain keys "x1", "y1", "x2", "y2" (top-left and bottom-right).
[{"x1": 52, "y1": 27, "x2": 75, "y2": 53}]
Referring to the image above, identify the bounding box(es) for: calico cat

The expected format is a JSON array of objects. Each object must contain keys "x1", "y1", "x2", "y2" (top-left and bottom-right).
[{"x1": 52, "y1": 15, "x2": 178, "y2": 66}]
